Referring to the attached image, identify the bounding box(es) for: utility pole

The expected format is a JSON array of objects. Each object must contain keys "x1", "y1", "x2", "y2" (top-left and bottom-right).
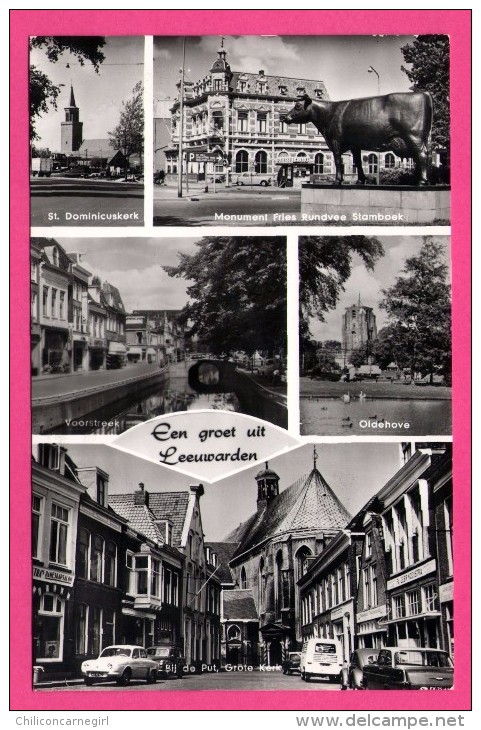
[{"x1": 178, "y1": 37, "x2": 186, "y2": 198}]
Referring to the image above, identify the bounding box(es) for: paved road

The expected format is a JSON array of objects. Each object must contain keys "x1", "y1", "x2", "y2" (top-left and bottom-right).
[
  {"x1": 154, "y1": 183, "x2": 302, "y2": 226},
  {"x1": 30, "y1": 178, "x2": 144, "y2": 227},
  {"x1": 32, "y1": 362, "x2": 162, "y2": 402},
  {"x1": 37, "y1": 669, "x2": 343, "y2": 691}
]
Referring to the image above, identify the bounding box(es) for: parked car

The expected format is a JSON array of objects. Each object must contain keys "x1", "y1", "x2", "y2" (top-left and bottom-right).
[
  {"x1": 235, "y1": 172, "x2": 271, "y2": 186},
  {"x1": 347, "y1": 648, "x2": 379, "y2": 689},
  {"x1": 146, "y1": 645, "x2": 185, "y2": 678},
  {"x1": 80, "y1": 645, "x2": 158, "y2": 686},
  {"x1": 300, "y1": 638, "x2": 344, "y2": 683},
  {"x1": 209, "y1": 173, "x2": 226, "y2": 183},
  {"x1": 362, "y1": 647, "x2": 454, "y2": 690},
  {"x1": 282, "y1": 651, "x2": 301, "y2": 675}
]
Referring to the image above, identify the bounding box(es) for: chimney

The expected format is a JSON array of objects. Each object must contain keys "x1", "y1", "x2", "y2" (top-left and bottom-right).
[
  {"x1": 190, "y1": 484, "x2": 204, "y2": 499},
  {"x1": 134, "y1": 482, "x2": 149, "y2": 506}
]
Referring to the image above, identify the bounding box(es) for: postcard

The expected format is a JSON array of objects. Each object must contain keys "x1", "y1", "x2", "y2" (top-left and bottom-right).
[{"x1": 10, "y1": 8, "x2": 471, "y2": 717}]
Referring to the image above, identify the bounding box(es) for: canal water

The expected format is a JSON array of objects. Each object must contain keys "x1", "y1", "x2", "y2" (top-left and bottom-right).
[
  {"x1": 55, "y1": 372, "x2": 241, "y2": 435},
  {"x1": 300, "y1": 397, "x2": 451, "y2": 436}
]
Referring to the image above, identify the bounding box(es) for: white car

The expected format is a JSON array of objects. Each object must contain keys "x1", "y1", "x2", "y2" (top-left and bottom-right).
[
  {"x1": 81, "y1": 645, "x2": 158, "y2": 686},
  {"x1": 235, "y1": 172, "x2": 271, "y2": 186}
]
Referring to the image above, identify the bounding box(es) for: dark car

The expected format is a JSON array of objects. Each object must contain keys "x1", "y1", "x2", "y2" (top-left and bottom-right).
[
  {"x1": 362, "y1": 647, "x2": 453, "y2": 690},
  {"x1": 282, "y1": 652, "x2": 301, "y2": 675},
  {"x1": 146, "y1": 645, "x2": 185, "y2": 679},
  {"x1": 347, "y1": 648, "x2": 379, "y2": 689}
]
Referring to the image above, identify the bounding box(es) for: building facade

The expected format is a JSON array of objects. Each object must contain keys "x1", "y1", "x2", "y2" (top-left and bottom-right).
[
  {"x1": 61, "y1": 86, "x2": 83, "y2": 155},
  {"x1": 162, "y1": 42, "x2": 413, "y2": 186}
]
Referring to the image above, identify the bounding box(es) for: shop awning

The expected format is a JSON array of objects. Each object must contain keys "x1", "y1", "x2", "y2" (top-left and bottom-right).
[
  {"x1": 127, "y1": 346, "x2": 143, "y2": 356},
  {"x1": 108, "y1": 341, "x2": 127, "y2": 354}
]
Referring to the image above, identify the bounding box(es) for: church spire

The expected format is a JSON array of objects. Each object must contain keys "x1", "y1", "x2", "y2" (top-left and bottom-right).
[{"x1": 69, "y1": 84, "x2": 77, "y2": 108}]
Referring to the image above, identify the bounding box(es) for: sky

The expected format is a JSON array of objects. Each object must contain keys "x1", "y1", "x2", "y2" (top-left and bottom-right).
[
  {"x1": 64, "y1": 441, "x2": 405, "y2": 541},
  {"x1": 31, "y1": 37, "x2": 144, "y2": 151},
  {"x1": 154, "y1": 34, "x2": 415, "y2": 106},
  {"x1": 306, "y1": 235, "x2": 451, "y2": 342},
  {"x1": 56, "y1": 237, "x2": 200, "y2": 312}
]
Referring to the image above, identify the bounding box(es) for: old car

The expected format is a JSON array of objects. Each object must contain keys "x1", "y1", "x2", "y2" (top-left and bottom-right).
[
  {"x1": 347, "y1": 648, "x2": 379, "y2": 689},
  {"x1": 362, "y1": 647, "x2": 453, "y2": 690},
  {"x1": 146, "y1": 645, "x2": 185, "y2": 678},
  {"x1": 282, "y1": 651, "x2": 301, "y2": 675},
  {"x1": 300, "y1": 638, "x2": 344, "y2": 683},
  {"x1": 81, "y1": 645, "x2": 158, "y2": 686},
  {"x1": 235, "y1": 172, "x2": 271, "y2": 186}
]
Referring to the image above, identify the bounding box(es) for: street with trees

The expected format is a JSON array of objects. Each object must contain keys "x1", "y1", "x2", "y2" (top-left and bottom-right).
[{"x1": 108, "y1": 82, "x2": 144, "y2": 180}]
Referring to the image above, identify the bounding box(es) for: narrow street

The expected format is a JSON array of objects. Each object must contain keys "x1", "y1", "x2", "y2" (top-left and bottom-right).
[{"x1": 36, "y1": 669, "x2": 343, "y2": 692}]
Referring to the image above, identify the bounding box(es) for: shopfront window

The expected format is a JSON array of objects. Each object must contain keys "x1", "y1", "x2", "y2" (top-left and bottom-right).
[
  {"x1": 37, "y1": 593, "x2": 64, "y2": 661},
  {"x1": 49, "y1": 503, "x2": 69, "y2": 566}
]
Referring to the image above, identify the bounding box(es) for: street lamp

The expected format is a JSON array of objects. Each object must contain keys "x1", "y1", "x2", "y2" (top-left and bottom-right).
[{"x1": 367, "y1": 66, "x2": 380, "y2": 96}]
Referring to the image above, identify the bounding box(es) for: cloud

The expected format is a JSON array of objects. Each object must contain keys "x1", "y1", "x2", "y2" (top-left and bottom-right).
[{"x1": 198, "y1": 35, "x2": 300, "y2": 75}]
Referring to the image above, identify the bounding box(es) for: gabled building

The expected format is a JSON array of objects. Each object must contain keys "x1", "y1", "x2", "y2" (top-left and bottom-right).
[
  {"x1": 109, "y1": 484, "x2": 222, "y2": 668},
  {"x1": 221, "y1": 453, "x2": 352, "y2": 665}
]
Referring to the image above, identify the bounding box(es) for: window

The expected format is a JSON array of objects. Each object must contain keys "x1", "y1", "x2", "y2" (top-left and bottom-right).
[
  {"x1": 254, "y1": 150, "x2": 268, "y2": 174},
  {"x1": 49, "y1": 503, "x2": 69, "y2": 565},
  {"x1": 235, "y1": 150, "x2": 249, "y2": 173},
  {"x1": 31, "y1": 291, "x2": 38, "y2": 320},
  {"x1": 97, "y1": 475, "x2": 106, "y2": 506},
  {"x1": 257, "y1": 113, "x2": 267, "y2": 134},
  {"x1": 32, "y1": 494, "x2": 43, "y2": 559},
  {"x1": 393, "y1": 595, "x2": 405, "y2": 619},
  {"x1": 298, "y1": 123, "x2": 306, "y2": 134},
  {"x1": 90, "y1": 535, "x2": 104, "y2": 582},
  {"x1": 280, "y1": 120, "x2": 288, "y2": 134},
  {"x1": 384, "y1": 152, "x2": 396, "y2": 169},
  {"x1": 213, "y1": 78, "x2": 222, "y2": 91},
  {"x1": 51, "y1": 288, "x2": 57, "y2": 318},
  {"x1": 370, "y1": 565, "x2": 378, "y2": 606},
  {"x1": 42, "y1": 287, "x2": 49, "y2": 316},
  {"x1": 424, "y1": 584, "x2": 438, "y2": 612},
  {"x1": 238, "y1": 81, "x2": 247, "y2": 93},
  {"x1": 237, "y1": 112, "x2": 248, "y2": 133},
  {"x1": 162, "y1": 566, "x2": 170, "y2": 602},
  {"x1": 338, "y1": 567, "x2": 345, "y2": 603},
  {"x1": 36, "y1": 594, "x2": 64, "y2": 661},
  {"x1": 172, "y1": 572, "x2": 179, "y2": 606},
  {"x1": 75, "y1": 604, "x2": 88, "y2": 654},
  {"x1": 444, "y1": 497, "x2": 453, "y2": 576},
  {"x1": 278, "y1": 85, "x2": 287, "y2": 96},
  {"x1": 365, "y1": 532, "x2": 372, "y2": 558},
  {"x1": 344, "y1": 563, "x2": 351, "y2": 600},
  {"x1": 135, "y1": 555, "x2": 148, "y2": 594},
  {"x1": 59, "y1": 291, "x2": 65, "y2": 319},
  {"x1": 407, "y1": 590, "x2": 420, "y2": 616},
  {"x1": 77, "y1": 528, "x2": 90, "y2": 579},
  {"x1": 368, "y1": 153, "x2": 378, "y2": 174},
  {"x1": 126, "y1": 552, "x2": 135, "y2": 594},
  {"x1": 314, "y1": 152, "x2": 324, "y2": 173},
  {"x1": 363, "y1": 567, "x2": 370, "y2": 609},
  {"x1": 240, "y1": 566, "x2": 247, "y2": 589},
  {"x1": 104, "y1": 541, "x2": 117, "y2": 587}
]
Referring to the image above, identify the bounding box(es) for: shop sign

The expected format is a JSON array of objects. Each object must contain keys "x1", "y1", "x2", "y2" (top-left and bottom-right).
[
  {"x1": 356, "y1": 604, "x2": 387, "y2": 623},
  {"x1": 276, "y1": 156, "x2": 311, "y2": 164},
  {"x1": 387, "y1": 559, "x2": 436, "y2": 590},
  {"x1": 33, "y1": 566, "x2": 74, "y2": 586}
]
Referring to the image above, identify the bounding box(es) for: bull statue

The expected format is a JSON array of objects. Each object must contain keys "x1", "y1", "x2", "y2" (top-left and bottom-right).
[{"x1": 282, "y1": 92, "x2": 433, "y2": 186}]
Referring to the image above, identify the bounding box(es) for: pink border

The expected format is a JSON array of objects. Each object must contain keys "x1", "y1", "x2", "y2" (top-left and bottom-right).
[{"x1": 10, "y1": 9, "x2": 471, "y2": 712}]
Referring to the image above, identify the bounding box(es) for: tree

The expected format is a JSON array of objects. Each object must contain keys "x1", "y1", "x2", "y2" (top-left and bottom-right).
[
  {"x1": 108, "y1": 82, "x2": 144, "y2": 179},
  {"x1": 379, "y1": 238, "x2": 451, "y2": 383},
  {"x1": 371, "y1": 326, "x2": 398, "y2": 370},
  {"x1": 299, "y1": 235, "x2": 384, "y2": 342},
  {"x1": 349, "y1": 343, "x2": 371, "y2": 369},
  {"x1": 164, "y1": 237, "x2": 287, "y2": 357},
  {"x1": 29, "y1": 36, "x2": 105, "y2": 141},
  {"x1": 401, "y1": 35, "x2": 450, "y2": 158}
]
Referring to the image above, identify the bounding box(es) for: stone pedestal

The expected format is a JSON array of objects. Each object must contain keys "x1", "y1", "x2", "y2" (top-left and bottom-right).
[{"x1": 300, "y1": 184, "x2": 450, "y2": 225}]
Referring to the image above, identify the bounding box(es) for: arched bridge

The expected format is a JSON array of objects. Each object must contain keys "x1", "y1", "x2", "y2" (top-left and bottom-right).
[{"x1": 188, "y1": 359, "x2": 238, "y2": 393}]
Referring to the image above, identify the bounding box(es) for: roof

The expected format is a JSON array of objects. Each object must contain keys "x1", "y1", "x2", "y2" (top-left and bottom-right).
[
  {"x1": 107, "y1": 498, "x2": 165, "y2": 546},
  {"x1": 230, "y1": 71, "x2": 329, "y2": 101},
  {"x1": 225, "y1": 467, "x2": 351, "y2": 560},
  {"x1": 109, "y1": 491, "x2": 190, "y2": 548},
  {"x1": 204, "y1": 542, "x2": 240, "y2": 584},
  {"x1": 222, "y1": 589, "x2": 258, "y2": 621},
  {"x1": 101, "y1": 281, "x2": 126, "y2": 313}
]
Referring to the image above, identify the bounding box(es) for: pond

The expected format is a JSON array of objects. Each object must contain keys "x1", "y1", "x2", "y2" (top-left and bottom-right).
[{"x1": 300, "y1": 397, "x2": 451, "y2": 436}]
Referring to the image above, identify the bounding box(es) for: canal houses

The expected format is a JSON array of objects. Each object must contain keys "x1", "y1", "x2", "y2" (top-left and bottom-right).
[
  {"x1": 67, "y1": 253, "x2": 90, "y2": 373},
  {"x1": 102, "y1": 281, "x2": 127, "y2": 369}
]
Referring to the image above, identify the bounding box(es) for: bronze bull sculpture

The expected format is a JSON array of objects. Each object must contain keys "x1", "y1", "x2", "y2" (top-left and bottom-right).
[{"x1": 282, "y1": 92, "x2": 433, "y2": 186}]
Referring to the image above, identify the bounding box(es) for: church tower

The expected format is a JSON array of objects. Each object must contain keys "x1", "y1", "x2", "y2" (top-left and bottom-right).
[
  {"x1": 61, "y1": 85, "x2": 83, "y2": 154},
  {"x1": 342, "y1": 294, "x2": 377, "y2": 364},
  {"x1": 255, "y1": 462, "x2": 280, "y2": 511}
]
